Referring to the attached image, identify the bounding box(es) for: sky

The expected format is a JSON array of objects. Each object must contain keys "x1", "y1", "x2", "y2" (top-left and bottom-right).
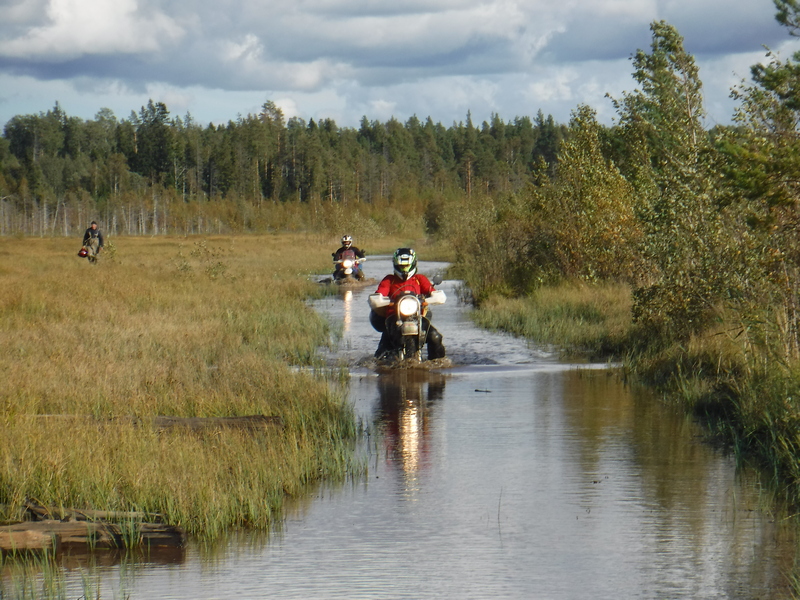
[{"x1": 1, "y1": 0, "x2": 798, "y2": 131}]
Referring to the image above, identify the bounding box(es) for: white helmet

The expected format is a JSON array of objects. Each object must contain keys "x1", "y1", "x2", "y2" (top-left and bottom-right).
[{"x1": 341, "y1": 235, "x2": 353, "y2": 248}]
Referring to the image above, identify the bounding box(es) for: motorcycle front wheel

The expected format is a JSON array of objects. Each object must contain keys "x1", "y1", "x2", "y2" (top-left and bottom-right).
[{"x1": 402, "y1": 335, "x2": 421, "y2": 361}]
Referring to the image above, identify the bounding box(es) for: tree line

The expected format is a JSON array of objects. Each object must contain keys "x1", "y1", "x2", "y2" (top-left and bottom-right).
[{"x1": 0, "y1": 97, "x2": 566, "y2": 237}]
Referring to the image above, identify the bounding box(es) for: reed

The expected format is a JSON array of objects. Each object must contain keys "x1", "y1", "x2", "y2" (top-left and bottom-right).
[{"x1": 0, "y1": 233, "x2": 375, "y2": 540}]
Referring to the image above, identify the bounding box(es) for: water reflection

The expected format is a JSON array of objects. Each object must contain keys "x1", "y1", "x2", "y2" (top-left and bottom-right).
[
  {"x1": 56, "y1": 547, "x2": 186, "y2": 570},
  {"x1": 374, "y1": 370, "x2": 446, "y2": 491},
  {"x1": 556, "y1": 370, "x2": 798, "y2": 598},
  {"x1": 341, "y1": 289, "x2": 353, "y2": 333},
  {"x1": 0, "y1": 547, "x2": 187, "y2": 600}
]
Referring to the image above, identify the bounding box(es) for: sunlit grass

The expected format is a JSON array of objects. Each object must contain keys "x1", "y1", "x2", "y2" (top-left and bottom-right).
[
  {"x1": 472, "y1": 280, "x2": 633, "y2": 359},
  {"x1": 0, "y1": 233, "x2": 376, "y2": 539}
]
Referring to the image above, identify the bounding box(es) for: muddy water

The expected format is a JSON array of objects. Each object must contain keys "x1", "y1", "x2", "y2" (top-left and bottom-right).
[{"x1": 15, "y1": 258, "x2": 798, "y2": 599}]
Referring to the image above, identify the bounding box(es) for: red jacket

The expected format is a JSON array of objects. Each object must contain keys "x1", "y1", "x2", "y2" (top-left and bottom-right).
[
  {"x1": 375, "y1": 274, "x2": 436, "y2": 315},
  {"x1": 376, "y1": 273, "x2": 436, "y2": 298}
]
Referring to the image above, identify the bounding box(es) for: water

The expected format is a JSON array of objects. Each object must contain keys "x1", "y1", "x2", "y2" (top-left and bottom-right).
[{"x1": 8, "y1": 258, "x2": 797, "y2": 599}]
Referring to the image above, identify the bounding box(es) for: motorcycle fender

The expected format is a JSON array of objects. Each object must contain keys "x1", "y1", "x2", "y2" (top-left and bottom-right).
[{"x1": 400, "y1": 321, "x2": 420, "y2": 336}]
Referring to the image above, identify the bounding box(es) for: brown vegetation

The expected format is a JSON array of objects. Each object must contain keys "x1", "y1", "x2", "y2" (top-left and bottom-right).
[{"x1": 0, "y1": 234, "x2": 366, "y2": 539}]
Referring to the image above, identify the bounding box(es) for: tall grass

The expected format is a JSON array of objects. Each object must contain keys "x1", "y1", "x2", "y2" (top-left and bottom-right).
[
  {"x1": 0, "y1": 233, "x2": 378, "y2": 539},
  {"x1": 471, "y1": 280, "x2": 633, "y2": 359}
]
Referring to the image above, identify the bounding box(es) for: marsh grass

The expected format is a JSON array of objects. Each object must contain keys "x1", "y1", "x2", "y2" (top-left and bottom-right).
[
  {"x1": 0, "y1": 233, "x2": 379, "y2": 540},
  {"x1": 0, "y1": 550, "x2": 65, "y2": 600},
  {"x1": 472, "y1": 280, "x2": 633, "y2": 359}
]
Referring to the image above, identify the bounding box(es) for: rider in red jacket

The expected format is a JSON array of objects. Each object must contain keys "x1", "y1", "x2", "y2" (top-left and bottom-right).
[
  {"x1": 375, "y1": 272, "x2": 437, "y2": 313},
  {"x1": 371, "y1": 248, "x2": 445, "y2": 360}
]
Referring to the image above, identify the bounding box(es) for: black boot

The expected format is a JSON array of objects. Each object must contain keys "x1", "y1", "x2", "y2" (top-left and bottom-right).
[
  {"x1": 374, "y1": 332, "x2": 391, "y2": 359},
  {"x1": 426, "y1": 326, "x2": 446, "y2": 360}
]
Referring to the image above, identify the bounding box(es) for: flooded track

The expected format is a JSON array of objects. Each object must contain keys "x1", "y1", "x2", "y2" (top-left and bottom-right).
[{"x1": 14, "y1": 258, "x2": 798, "y2": 599}]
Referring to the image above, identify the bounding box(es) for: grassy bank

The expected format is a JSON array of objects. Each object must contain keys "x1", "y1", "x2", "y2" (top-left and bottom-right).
[
  {"x1": 471, "y1": 281, "x2": 634, "y2": 360},
  {"x1": 0, "y1": 232, "x2": 394, "y2": 539}
]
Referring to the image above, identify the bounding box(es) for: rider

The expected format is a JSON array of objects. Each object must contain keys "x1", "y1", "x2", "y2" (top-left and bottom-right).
[
  {"x1": 332, "y1": 234, "x2": 366, "y2": 280},
  {"x1": 82, "y1": 220, "x2": 104, "y2": 263},
  {"x1": 371, "y1": 248, "x2": 446, "y2": 360}
]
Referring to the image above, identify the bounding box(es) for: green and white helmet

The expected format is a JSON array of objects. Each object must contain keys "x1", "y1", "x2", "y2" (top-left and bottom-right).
[{"x1": 393, "y1": 248, "x2": 417, "y2": 280}]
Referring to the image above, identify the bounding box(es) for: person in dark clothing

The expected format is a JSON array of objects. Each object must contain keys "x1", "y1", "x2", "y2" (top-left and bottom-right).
[
  {"x1": 332, "y1": 234, "x2": 366, "y2": 261},
  {"x1": 332, "y1": 234, "x2": 366, "y2": 280},
  {"x1": 82, "y1": 221, "x2": 104, "y2": 263}
]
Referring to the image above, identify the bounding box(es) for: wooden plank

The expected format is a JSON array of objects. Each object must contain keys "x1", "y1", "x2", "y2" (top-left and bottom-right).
[
  {"x1": 0, "y1": 520, "x2": 186, "y2": 552},
  {"x1": 0, "y1": 528, "x2": 55, "y2": 552}
]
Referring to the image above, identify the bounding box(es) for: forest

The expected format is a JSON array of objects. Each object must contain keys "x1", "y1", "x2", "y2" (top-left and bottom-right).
[
  {"x1": 2, "y1": 3, "x2": 800, "y2": 497},
  {"x1": 0, "y1": 95, "x2": 564, "y2": 237}
]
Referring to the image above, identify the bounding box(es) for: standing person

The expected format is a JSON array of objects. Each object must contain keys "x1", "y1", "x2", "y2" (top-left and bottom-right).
[
  {"x1": 370, "y1": 247, "x2": 446, "y2": 360},
  {"x1": 332, "y1": 234, "x2": 366, "y2": 280},
  {"x1": 82, "y1": 221, "x2": 104, "y2": 263}
]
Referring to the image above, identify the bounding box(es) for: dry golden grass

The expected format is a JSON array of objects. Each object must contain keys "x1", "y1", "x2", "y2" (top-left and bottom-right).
[{"x1": 0, "y1": 233, "x2": 378, "y2": 537}]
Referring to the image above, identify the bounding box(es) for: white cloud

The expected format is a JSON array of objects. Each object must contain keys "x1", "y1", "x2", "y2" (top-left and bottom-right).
[
  {"x1": 274, "y1": 97, "x2": 300, "y2": 120},
  {"x1": 368, "y1": 99, "x2": 397, "y2": 121},
  {"x1": 0, "y1": 0, "x2": 797, "y2": 130},
  {"x1": 3, "y1": 0, "x2": 51, "y2": 24},
  {"x1": 224, "y1": 34, "x2": 264, "y2": 63},
  {"x1": 0, "y1": 0, "x2": 184, "y2": 58},
  {"x1": 526, "y1": 70, "x2": 578, "y2": 103}
]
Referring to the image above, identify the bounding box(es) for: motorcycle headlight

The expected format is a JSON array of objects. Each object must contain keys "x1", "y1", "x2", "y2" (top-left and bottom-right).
[
  {"x1": 342, "y1": 259, "x2": 354, "y2": 269},
  {"x1": 397, "y1": 296, "x2": 419, "y2": 317}
]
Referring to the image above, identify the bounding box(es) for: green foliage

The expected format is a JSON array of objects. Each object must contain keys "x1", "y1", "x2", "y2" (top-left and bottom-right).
[
  {"x1": 441, "y1": 106, "x2": 642, "y2": 303},
  {"x1": 716, "y1": 47, "x2": 800, "y2": 363},
  {"x1": 529, "y1": 106, "x2": 643, "y2": 283},
  {"x1": 611, "y1": 21, "x2": 730, "y2": 343},
  {"x1": 775, "y1": 0, "x2": 800, "y2": 34}
]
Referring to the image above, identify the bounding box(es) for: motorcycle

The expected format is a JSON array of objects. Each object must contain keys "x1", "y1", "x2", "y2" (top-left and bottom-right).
[
  {"x1": 332, "y1": 249, "x2": 365, "y2": 283},
  {"x1": 368, "y1": 287, "x2": 446, "y2": 363}
]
